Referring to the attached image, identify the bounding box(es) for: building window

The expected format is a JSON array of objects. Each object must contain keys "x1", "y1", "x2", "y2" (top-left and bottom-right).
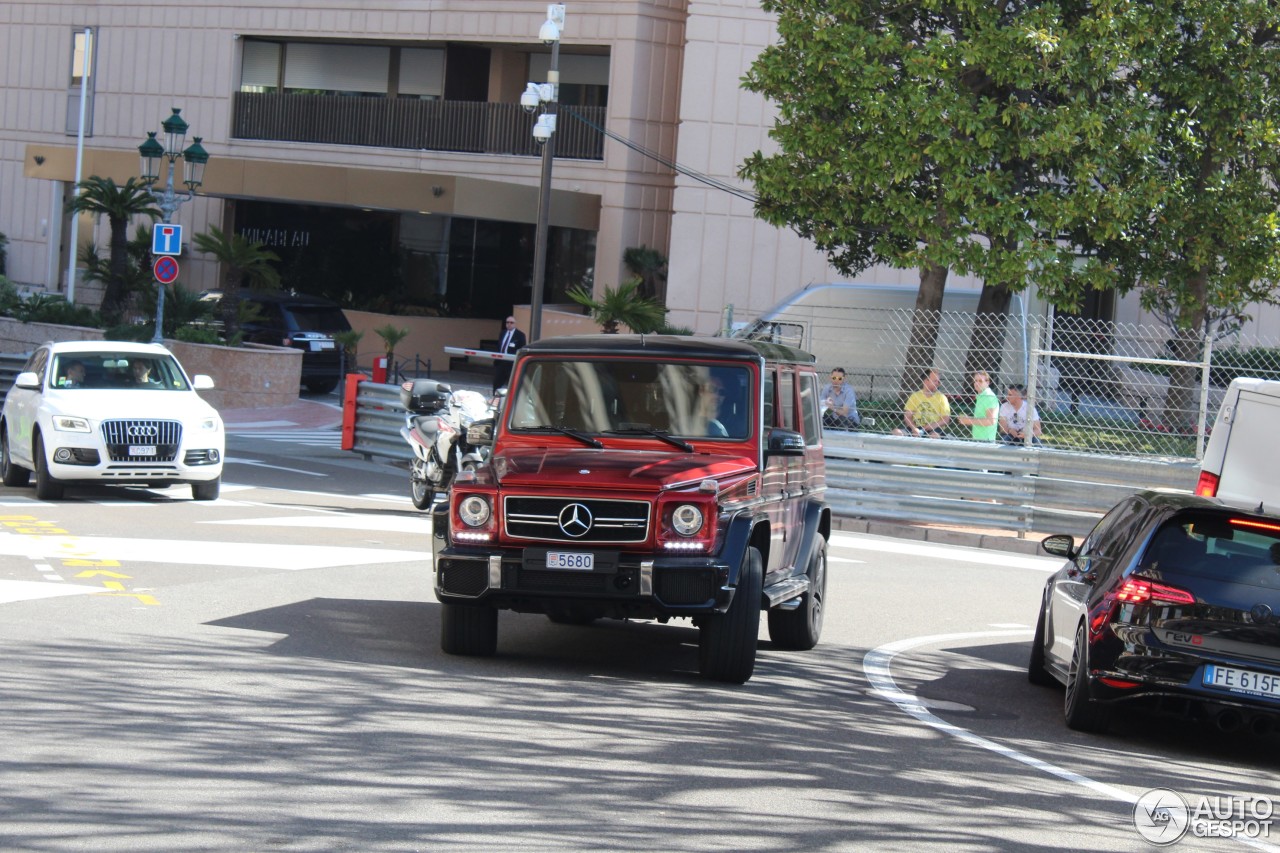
[{"x1": 66, "y1": 28, "x2": 96, "y2": 136}]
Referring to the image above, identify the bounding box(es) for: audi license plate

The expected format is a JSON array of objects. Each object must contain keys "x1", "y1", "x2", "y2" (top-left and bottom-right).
[
  {"x1": 310, "y1": 340, "x2": 335, "y2": 351},
  {"x1": 546, "y1": 551, "x2": 594, "y2": 571},
  {"x1": 127, "y1": 445, "x2": 157, "y2": 456},
  {"x1": 1203, "y1": 664, "x2": 1280, "y2": 699}
]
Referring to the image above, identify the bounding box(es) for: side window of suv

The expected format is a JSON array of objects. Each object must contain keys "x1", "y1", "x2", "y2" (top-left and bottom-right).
[
  {"x1": 762, "y1": 369, "x2": 776, "y2": 427},
  {"x1": 779, "y1": 369, "x2": 796, "y2": 430},
  {"x1": 799, "y1": 372, "x2": 820, "y2": 445}
]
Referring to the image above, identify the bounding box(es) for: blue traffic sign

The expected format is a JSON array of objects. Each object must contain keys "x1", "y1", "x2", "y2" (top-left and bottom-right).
[
  {"x1": 152, "y1": 223, "x2": 183, "y2": 256},
  {"x1": 153, "y1": 255, "x2": 179, "y2": 285}
]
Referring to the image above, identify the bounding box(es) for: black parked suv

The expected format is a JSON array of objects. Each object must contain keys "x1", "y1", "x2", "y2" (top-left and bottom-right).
[{"x1": 234, "y1": 291, "x2": 352, "y2": 394}]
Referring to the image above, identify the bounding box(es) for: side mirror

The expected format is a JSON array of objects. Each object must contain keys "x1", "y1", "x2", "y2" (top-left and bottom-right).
[
  {"x1": 192, "y1": 374, "x2": 215, "y2": 390},
  {"x1": 14, "y1": 371, "x2": 39, "y2": 390},
  {"x1": 466, "y1": 418, "x2": 495, "y2": 448},
  {"x1": 765, "y1": 427, "x2": 806, "y2": 457},
  {"x1": 1041, "y1": 534, "x2": 1077, "y2": 560}
]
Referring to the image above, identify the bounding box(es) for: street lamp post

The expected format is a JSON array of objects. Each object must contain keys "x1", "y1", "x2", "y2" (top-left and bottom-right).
[
  {"x1": 523, "y1": 3, "x2": 565, "y2": 343},
  {"x1": 137, "y1": 107, "x2": 209, "y2": 344}
]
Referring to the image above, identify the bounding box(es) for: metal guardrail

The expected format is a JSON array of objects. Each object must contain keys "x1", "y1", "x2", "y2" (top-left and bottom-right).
[
  {"x1": 0, "y1": 352, "x2": 28, "y2": 403},
  {"x1": 823, "y1": 432, "x2": 1199, "y2": 537},
  {"x1": 346, "y1": 380, "x2": 412, "y2": 462},
  {"x1": 342, "y1": 377, "x2": 1200, "y2": 536}
]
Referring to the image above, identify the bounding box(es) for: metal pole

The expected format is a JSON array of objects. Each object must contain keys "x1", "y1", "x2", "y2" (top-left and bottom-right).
[
  {"x1": 528, "y1": 39, "x2": 559, "y2": 343},
  {"x1": 1197, "y1": 329, "x2": 1214, "y2": 461},
  {"x1": 151, "y1": 156, "x2": 178, "y2": 344},
  {"x1": 1026, "y1": 322, "x2": 1041, "y2": 448},
  {"x1": 66, "y1": 27, "x2": 92, "y2": 301}
]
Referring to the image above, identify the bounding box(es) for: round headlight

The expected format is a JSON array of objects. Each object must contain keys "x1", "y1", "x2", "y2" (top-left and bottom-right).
[
  {"x1": 458, "y1": 495, "x2": 492, "y2": 528},
  {"x1": 671, "y1": 504, "x2": 704, "y2": 537}
]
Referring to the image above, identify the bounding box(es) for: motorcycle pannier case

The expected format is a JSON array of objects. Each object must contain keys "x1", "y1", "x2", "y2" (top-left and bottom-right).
[{"x1": 400, "y1": 379, "x2": 450, "y2": 414}]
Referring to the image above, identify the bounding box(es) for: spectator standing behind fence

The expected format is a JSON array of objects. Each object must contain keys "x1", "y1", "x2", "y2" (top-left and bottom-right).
[
  {"x1": 957, "y1": 370, "x2": 999, "y2": 441},
  {"x1": 999, "y1": 383, "x2": 1043, "y2": 444},
  {"x1": 893, "y1": 368, "x2": 951, "y2": 438},
  {"x1": 820, "y1": 367, "x2": 860, "y2": 429}
]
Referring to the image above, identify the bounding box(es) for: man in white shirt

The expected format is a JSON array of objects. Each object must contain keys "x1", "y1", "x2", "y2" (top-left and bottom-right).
[{"x1": 999, "y1": 383, "x2": 1043, "y2": 444}]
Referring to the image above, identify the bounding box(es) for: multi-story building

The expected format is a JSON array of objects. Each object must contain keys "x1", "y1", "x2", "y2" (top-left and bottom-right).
[{"x1": 4, "y1": 1, "x2": 1272, "y2": 347}]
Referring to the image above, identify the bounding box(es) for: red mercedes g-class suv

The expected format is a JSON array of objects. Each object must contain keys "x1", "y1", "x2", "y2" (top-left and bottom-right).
[{"x1": 431, "y1": 334, "x2": 830, "y2": 683}]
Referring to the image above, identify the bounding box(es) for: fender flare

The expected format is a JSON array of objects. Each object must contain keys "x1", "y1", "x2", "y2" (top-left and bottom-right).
[{"x1": 720, "y1": 509, "x2": 769, "y2": 586}]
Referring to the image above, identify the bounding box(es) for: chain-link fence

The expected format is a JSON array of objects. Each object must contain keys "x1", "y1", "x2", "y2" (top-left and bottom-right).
[{"x1": 735, "y1": 303, "x2": 1280, "y2": 459}]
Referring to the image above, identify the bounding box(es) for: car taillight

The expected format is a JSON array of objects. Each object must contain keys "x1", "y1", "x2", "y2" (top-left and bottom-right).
[
  {"x1": 1116, "y1": 577, "x2": 1195, "y2": 606},
  {"x1": 1195, "y1": 470, "x2": 1219, "y2": 497}
]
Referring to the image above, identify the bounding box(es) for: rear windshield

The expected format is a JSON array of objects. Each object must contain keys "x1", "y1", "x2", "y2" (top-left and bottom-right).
[
  {"x1": 1143, "y1": 511, "x2": 1280, "y2": 587},
  {"x1": 509, "y1": 358, "x2": 753, "y2": 440},
  {"x1": 287, "y1": 305, "x2": 351, "y2": 334}
]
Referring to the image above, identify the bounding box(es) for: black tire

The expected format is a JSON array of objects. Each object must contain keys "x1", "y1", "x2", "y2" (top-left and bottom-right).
[
  {"x1": 410, "y1": 460, "x2": 433, "y2": 510},
  {"x1": 699, "y1": 546, "x2": 763, "y2": 683},
  {"x1": 1027, "y1": 606, "x2": 1056, "y2": 686},
  {"x1": 441, "y1": 603, "x2": 498, "y2": 656},
  {"x1": 1, "y1": 426, "x2": 30, "y2": 487},
  {"x1": 305, "y1": 379, "x2": 338, "y2": 394},
  {"x1": 33, "y1": 434, "x2": 63, "y2": 501},
  {"x1": 1064, "y1": 623, "x2": 1111, "y2": 733},
  {"x1": 768, "y1": 537, "x2": 827, "y2": 650},
  {"x1": 191, "y1": 478, "x2": 221, "y2": 501}
]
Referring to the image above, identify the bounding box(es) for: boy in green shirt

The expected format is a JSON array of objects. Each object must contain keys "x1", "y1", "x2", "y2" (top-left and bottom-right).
[{"x1": 958, "y1": 370, "x2": 999, "y2": 441}]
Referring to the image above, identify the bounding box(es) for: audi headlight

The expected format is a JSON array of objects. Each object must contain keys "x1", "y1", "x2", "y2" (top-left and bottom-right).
[
  {"x1": 199, "y1": 417, "x2": 221, "y2": 431},
  {"x1": 671, "y1": 504, "x2": 704, "y2": 537},
  {"x1": 458, "y1": 495, "x2": 492, "y2": 527},
  {"x1": 52, "y1": 416, "x2": 91, "y2": 433}
]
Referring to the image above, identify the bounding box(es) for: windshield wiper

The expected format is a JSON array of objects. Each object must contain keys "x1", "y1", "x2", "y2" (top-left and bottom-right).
[
  {"x1": 522, "y1": 424, "x2": 604, "y2": 448},
  {"x1": 605, "y1": 424, "x2": 694, "y2": 452}
]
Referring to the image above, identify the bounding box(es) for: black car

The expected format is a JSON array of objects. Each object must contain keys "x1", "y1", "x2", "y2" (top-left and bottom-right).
[
  {"x1": 1030, "y1": 490, "x2": 1280, "y2": 735},
  {"x1": 205, "y1": 291, "x2": 352, "y2": 394}
]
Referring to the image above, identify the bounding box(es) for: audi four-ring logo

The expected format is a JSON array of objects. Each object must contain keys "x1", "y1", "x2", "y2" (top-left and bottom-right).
[
  {"x1": 558, "y1": 503, "x2": 593, "y2": 538},
  {"x1": 128, "y1": 425, "x2": 159, "y2": 438}
]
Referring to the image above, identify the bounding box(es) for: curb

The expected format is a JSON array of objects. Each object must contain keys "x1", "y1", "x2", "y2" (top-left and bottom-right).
[{"x1": 831, "y1": 516, "x2": 1049, "y2": 556}]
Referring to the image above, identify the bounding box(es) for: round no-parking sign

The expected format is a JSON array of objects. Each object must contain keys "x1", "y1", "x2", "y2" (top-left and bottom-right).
[{"x1": 153, "y1": 255, "x2": 179, "y2": 285}]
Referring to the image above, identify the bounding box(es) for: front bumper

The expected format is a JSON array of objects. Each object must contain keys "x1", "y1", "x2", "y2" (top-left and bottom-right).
[
  {"x1": 45, "y1": 437, "x2": 223, "y2": 484},
  {"x1": 435, "y1": 544, "x2": 735, "y2": 620}
]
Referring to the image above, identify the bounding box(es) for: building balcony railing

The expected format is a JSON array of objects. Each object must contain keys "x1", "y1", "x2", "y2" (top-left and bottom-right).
[{"x1": 231, "y1": 92, "x2": 605, "y2": 160}]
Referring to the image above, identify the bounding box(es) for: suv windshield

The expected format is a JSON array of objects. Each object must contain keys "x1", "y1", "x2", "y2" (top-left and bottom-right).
[{"x1": 508, "y1": 359, "x2": 751, "y2": 440}]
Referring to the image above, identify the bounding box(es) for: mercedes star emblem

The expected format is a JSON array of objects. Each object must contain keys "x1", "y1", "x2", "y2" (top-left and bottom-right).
[{"x1": 558, "y1": 503, "x2": 593, "y2": 538}]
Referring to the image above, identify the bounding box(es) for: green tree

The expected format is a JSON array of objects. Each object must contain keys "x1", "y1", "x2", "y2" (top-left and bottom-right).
[
  {"x1": 193, "y1": 226, "x2": 281, "y2": 344},
  {"x1": 1080, "y1": 2, "x2": 1280, "y2": 426},
  {"x1": 567, "y1": 279, "x2": 668, "y2": 334},
  {"x1": 740, "y1": 0, "x2": 1157, "y2": 388},
  {"x1": 67, "y1": 176, "x2": 160, "y2": 322},
  {"x1": 623, "y1": 245, "x2": 668, "y2": 303},
  {"x1": 374, "y1": 324, "x2": 409, "y2": 380}
]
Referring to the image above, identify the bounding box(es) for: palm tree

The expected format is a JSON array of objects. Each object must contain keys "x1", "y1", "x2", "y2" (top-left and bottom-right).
[
  {"x1": 622, "y1": 245, "x2": 668, "y2": 302},
  {"x1": 193, "y1": 226, "x2": 281, "y2": 343},
  {"x1": 67, "y1": 176, "x2": 159, "y2": 321},
  {"x1": 374, "y1": 324, "x2": 410, "y2": 382},
  {"x1": 567, "y1": 278, "x2": 667, "y2": 334}
]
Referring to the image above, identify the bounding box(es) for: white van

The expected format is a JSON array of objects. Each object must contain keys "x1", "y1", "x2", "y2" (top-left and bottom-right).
[{"x1": 1197, "y1": 377, "x2": 1280, "y2": 511}]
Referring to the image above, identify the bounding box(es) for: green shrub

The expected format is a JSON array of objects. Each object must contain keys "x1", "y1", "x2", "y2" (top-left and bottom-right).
[{"x1": 174, "y1": 325, "x2": 224, "y2": 345}]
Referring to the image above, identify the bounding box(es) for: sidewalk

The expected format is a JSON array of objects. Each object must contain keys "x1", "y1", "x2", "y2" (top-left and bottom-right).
[{"x1": 218, "y1": 382, "x2": 1053, "y2": 558}]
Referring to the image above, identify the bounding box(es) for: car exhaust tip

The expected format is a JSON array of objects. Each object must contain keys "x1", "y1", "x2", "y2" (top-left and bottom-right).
[
  {"x1": 1215, "y1": 709, "x2": 1244, "y2": 733},
  {"x1": 1249, "y1": 716, "x2": 1272, "y2": 737}
]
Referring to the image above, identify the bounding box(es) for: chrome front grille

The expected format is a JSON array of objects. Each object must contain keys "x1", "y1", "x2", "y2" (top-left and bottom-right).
[
  {"x1": 101, "y1": 419, "x2": 182, "y2": 462},
  {"x1": 503, "y1": 497, "x2": 650, "y2": 543}
]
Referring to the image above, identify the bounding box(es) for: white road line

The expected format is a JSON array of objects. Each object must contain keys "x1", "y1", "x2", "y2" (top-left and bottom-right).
[
  {"x1": 202, "y1": 514, "x2": 431, "y2": 534},
  {"x1": 224, "y1": 457, "x2": 327, "y2": 477},
  {"x1": 863, "y1": 631, "x2": 1280, "y2": 852},
  {"x1": 0, "y1": 532, "x2": 421, "y2": 570},
  {"x1": 0, "y1": 579, "x2": 103, "y2": 604},
  {"x1": 830, "y1": 530, "x2": 1059, "y2": 571}
]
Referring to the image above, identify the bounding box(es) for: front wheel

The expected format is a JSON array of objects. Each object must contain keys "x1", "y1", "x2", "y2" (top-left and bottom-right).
[
  {"x1": 441, "y1": 603, "x2": 498, "y2": 656},
  {"x1": 1, "y1": 426, "x2": 30, "y2": 487},
  {"x1": 1064, "y1": 623, "x2": 1110, "y2": 733},
  {"x1": 191, "y1": 477, "x2": 221, "y2": 501},
  {"x1": 699, "y1": 546, "x2": 763, "y2": 683},
  {"x1": 768, "y1": 537, "x2": 827, "y2": 650},
  {"x1": 410, "y1": 459, "x2": 433, "y2": 510},
  {"x1": 33, "y1": 434, "x2": 63, "y2": 500}
]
